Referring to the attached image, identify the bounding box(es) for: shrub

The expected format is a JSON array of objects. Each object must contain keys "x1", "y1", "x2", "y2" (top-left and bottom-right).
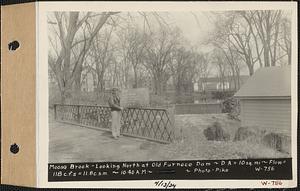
[
  {"x1": 211, "y1": 90, "x2": 235, "y2": 100},
  {"x1": 262, "y1": 133, "x2": 290, "y2": 153},
  {"x1": 234, "y1": 127, "x2": 291, "y2": 154},
  {"x1": 234, "y1": 127, "x2": 258, "y2": 141},
  {"x1": 222, "y1": 97, "x2": 240, "y2": 120},
  {"x1": 203, "y1": 121, "x2": 230, "y2": 141}
]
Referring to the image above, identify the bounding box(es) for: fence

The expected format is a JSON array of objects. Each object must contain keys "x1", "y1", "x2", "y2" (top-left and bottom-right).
[
  {"x1": 54, "y1": 104, "x2": 175, "y2": 143},
  {"x1": 175, "y1": 103, "x2": 222, "y2": 114}
]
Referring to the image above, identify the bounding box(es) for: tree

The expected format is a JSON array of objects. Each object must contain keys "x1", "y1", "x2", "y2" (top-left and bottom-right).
[
  {"x1": 143, "y1": 26, "x2": 179, "y2": 95},
  {"x1": 209, "y1": 10, "x2": 291, "y2": 76},
  {"x1": 48, "y1": 11, "x2": 118, "y2": 103},
  {"x1": 242, "y1": 10, "x2": 283, "y2": 67},
  {"x1": 279, "y1": 17, "x2": 291, "y2": 65},
  {"x1": 193, "y1": 52, "x2": 211, "y2": 91},
  {"x1": 170, "y1": 46, "x2": 207, "y2": 102},
  {"x1": 211, "y1": 49, "x2": 231, "y2": 91},
  {"x1": 211, "y1": 39, "x2": 242, "y2": 90},
  {"x1": 115, "y1": 42, "x2": 131, "y2": 89},
  {"x1": 210, "y1": 11, "x2": 265, "y2": 76},
  {"x1": 117, "y1": 25, "x2": 147, "y2": 88},
  {"x1": 170, "y1": 46, "x2": 191, "y2": 96},
  {"x1": 89, "y1": 26, "x2": 116, "y2": 97}
]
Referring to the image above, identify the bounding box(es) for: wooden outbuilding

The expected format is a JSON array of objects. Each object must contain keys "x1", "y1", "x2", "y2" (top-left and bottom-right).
[{"x1": 234, "y1": 66, "x2": 291, "y2": 134}]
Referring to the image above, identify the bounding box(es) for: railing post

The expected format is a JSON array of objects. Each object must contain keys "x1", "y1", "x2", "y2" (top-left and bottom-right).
[
  {"x1": 167, "y1": 105, "x2": 175, "y2": 142},
  {"x1": 54, "y1": 104, "x2": 57, "y2": 120}
]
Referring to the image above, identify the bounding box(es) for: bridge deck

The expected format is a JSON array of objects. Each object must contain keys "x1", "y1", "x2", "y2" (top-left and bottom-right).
[{"x1": 49, "y1": 120, "x2": 165, "y2": 163}]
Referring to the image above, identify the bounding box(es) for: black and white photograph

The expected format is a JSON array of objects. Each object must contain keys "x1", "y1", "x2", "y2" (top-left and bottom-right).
[
  {"x1": 48, "y1": 9, "x2": 292, "y2": 162},
  {"x1": 42, "y1": 2, "x2": 297, "y2": 186}
]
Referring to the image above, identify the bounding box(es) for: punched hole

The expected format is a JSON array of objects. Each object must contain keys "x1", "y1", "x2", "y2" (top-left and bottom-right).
[
  {"x1": 10, "y1": 143, "x2": 19, "y2": 154},
  {"x1": 8, "y1": 40, "x2": 20, "y2": 51}
]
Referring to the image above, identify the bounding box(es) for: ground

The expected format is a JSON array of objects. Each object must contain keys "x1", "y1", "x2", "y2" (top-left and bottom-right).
[{"x1": 49, "y1": 114, "x2": 289, "y2": 163}]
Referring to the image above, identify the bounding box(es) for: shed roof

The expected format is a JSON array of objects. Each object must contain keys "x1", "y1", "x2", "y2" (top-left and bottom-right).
[{"x1": 234, "y1": 66, "x2": 291, "y2": 98}]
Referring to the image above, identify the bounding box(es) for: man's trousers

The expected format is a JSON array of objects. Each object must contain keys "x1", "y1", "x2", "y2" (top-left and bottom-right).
[{"x1": 111, "y1": 110, "x2": 121, "y2": 138}]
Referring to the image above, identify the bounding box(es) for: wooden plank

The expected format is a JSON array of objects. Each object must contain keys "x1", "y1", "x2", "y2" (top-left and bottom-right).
[
  {"x1": 241, "y1": 99, "x2": 291, "y2": 134},
  {"x1": 1, "y1": 2, "x2": 36, "y2": 187}
]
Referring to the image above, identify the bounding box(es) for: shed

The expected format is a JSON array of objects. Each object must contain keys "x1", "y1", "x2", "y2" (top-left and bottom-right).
[{"x1": 234, "y1": 66, "x2": 291, "y2": 134}]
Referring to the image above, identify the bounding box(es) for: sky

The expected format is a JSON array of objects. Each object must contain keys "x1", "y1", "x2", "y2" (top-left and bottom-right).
[
  {"x1": 48, "y1": 11, "x2": 215, "y2": 45},
  {"x1": 124, "y1": 11, "x2": 216, "y2": 49},
  {"x1": 158, "y1": 12, "x2": 249, "y2": 75},
  {"x1": 165, "y1": 12, "x2": 215, "y2": 47}
]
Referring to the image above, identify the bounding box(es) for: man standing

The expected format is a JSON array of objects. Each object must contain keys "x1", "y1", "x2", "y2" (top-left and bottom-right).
[{"x1": 108, "y1": 87, "x2": 122, "y2": 139}]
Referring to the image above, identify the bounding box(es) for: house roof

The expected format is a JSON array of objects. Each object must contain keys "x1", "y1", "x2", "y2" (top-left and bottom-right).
[{"x1": 234, "y1": 66, "x2": 291, "y2": 98}]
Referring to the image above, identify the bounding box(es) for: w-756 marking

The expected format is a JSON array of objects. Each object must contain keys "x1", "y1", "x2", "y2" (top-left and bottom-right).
[{"x1": 261, "y1": 180, "x2": 283, "y2": 186}]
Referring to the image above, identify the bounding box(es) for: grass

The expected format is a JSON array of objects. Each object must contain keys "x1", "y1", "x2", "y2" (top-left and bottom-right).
[{"x1": 149, "y1": 114, "x2": 290, "y2": 160}]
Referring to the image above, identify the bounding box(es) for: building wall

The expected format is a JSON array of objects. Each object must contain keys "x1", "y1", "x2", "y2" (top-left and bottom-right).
[{"x1": 240, "y1": 99, "x2": 291, "y2": 134}]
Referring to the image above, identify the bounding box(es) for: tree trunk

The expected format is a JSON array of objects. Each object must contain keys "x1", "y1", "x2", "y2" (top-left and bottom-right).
[
  {"x1": 248, "y1": 65, "x2": 254, "y2": 76},
  {"x1": 60, "y1": 89, "x2": 70, "y2": 105},
  {"x1": 175, "y1": 78, "x2": 182, "y2": 103},
  {"x1": 56, "y1": 74, "x2": 71, "y2": 105},
  {"x1": 74, "y1": 76, "x2": 81, "y2": 103},
  {"x1": 236, "y1": 67, "x2": 241, "y2": 89},
  {"x1": 60, "y1": 90, "x2": 65, "y2": 104},
  {"x1": 99, "y1": 71, "x2": 105, "y2": 91},
  {"x1": 133, "y1": 66, "x2": 138, "y2": 88},
  {"x1": 263, "y1": 44, "x2": 270, "y2": 67},
  {"x1": 153, "y1": 74, "x2": 165, "y2": 96},
  {"x1": 271, "y1": 22, "x2": 280, "y2": 66}
]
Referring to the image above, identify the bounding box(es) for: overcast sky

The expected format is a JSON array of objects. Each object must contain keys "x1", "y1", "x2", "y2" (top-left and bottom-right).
[
  {"x1": 127, "y1": 12, "x2": 216, "y2": 49},
  {"x1": 165, "y1": 12, "x2": 214, "y2": 46}
]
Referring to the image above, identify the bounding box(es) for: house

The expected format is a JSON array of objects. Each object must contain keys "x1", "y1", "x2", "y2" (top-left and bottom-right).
[
  {"x1": 234, "y1": 66, "x2": 291, "y2": 134},
  {"x1": 195, "y1": 75, "x2": 249, "y2": 92}
]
